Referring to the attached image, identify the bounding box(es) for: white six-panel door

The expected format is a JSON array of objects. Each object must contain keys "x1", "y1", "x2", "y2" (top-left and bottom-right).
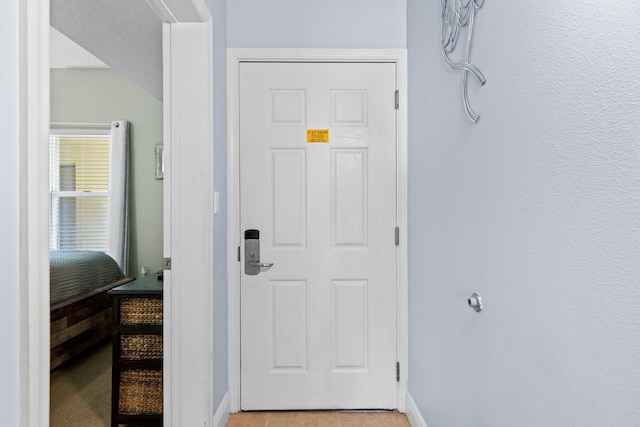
[{"x1": 239, "y1": 62, "x2": 397, "y2": 410}]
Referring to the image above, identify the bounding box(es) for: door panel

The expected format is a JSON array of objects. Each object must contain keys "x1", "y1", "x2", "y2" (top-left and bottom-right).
[
  {"x1": 271, "y1": 149, "x2": 306, "y2": 248},
  {"x1": 240, "y1": 62, "x2": 397, "y2": 410}
]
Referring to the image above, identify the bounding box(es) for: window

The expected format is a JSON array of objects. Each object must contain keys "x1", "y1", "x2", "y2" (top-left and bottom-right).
[
  {"x1": 49, "y1": 129, "x2": 111, "y2": 251},
  {"x1": 49, "y1": 121, "x2": 130, "y2": 274}
]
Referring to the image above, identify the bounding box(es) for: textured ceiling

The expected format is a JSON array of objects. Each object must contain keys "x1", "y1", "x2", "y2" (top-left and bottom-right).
[
  {"x1": 50, "y1": 27, "x2": 108, "y2": 69},
  {"x1": 50, "y1": 0, "x2": 163, "y2": 100}
]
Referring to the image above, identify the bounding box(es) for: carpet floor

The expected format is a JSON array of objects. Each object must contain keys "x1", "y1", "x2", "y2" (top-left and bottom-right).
[{"x1": 50, "y1": 340, "x2": 112, "y2": 427}]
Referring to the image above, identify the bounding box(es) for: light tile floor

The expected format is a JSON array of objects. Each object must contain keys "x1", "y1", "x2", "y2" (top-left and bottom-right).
[{"x1": 226, "y1": 411, "x2": 410, "y2": 427}]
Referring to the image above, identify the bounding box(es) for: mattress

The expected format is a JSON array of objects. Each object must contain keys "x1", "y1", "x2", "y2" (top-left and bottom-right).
[{"x1": 50, "y1": 250, "x2": 125, "y2": 306}]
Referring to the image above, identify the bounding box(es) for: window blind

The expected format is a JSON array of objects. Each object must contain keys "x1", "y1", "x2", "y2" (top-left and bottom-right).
[{"x1": 49, "y1": 133, "x2": 111, "y2": 251}]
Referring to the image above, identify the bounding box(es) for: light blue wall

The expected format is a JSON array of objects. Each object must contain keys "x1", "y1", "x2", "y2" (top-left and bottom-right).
[
  {"x1": 206, "y1": 0, "x2": 230, "y2": 410},
  {"x1": 407, "y1": 1, "x2": 640, "y2": 425},
  {"x1": 228, "y1": 0, "x2": 406, "y2": 48},
  {"x1": 0, "y1": 0, "x2": 21, "y2": 425}
]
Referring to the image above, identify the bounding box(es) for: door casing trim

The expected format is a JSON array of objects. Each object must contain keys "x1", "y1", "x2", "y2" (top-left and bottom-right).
[
  {"x1": 21, "y1": 2, "x2": 213, "y2": 425},
  {"x1": 163, "y1": 20, "x2": 215, "y2": 426},
  {"x1": 227, "y1": 48, "x2": 408, "y2": 413}
]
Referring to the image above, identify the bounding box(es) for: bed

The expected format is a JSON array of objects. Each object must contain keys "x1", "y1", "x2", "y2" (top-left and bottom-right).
[{"x1": 50, "y1": 250, "x2": 133, "y2": 370}]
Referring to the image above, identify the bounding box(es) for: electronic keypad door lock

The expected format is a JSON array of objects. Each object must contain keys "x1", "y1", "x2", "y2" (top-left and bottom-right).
[{"x1": 244, "y1": 229, "x2": 274, "y2": 275}]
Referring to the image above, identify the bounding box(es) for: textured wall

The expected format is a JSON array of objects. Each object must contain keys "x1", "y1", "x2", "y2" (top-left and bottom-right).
[
  {"x1": 51, "y1": 69, "x2": 164, "y2": 278},
  {"x1": 0, "y1": 0, "x2": 20, "y2": 424},
  {"x1": 407, "y1": 1, "x2": 640, "y2": 426},
  {"x1": 227, "y1": 0, "x2": 406, "y2": 48},
  {"x1": 205, "y1": 0, "x2": 230, "y2": 411}
]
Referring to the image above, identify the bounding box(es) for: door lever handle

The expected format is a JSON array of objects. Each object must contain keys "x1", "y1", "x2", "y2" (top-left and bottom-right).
[
  {"x1": 249, "y1": 261, "x2": 274, "y2": 268},
  {"x1": 245, "y1": 229, "x2": 273, "y2": 275}
]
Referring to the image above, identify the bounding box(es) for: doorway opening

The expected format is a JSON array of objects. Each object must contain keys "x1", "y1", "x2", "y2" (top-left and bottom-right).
[
  {"x1": 49, "y1": 12, "x2": 163, "y2": 426},
  {"x1": 21, "y1": 1, "x2": 214, "y2": 425}
]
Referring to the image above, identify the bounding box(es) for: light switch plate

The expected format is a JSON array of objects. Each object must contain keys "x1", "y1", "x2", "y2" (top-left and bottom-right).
[{"x1": 214, "y1": 191, "x2": 220, "y2": 214}]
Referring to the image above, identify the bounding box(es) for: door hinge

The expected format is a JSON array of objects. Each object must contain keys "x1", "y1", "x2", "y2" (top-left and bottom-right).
[
  {"x1": 396, "y1": 362, "x2": 400, "y2": 382},
  {"x1": 395, "y1": 226, "x2": 400, "y2": 246},
  {"x1": 162, "y1": 257, "x2": 172, "y2": 270},
  {"x1": 237, "y1": 246, "x2": 241, "y2": 262},
  {"x1": 395, "y1": 90, "x2": 399, "y2": 110}
]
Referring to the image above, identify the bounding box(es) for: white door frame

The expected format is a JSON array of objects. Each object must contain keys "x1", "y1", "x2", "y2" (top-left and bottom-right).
[
  {"x1": 227, "y1": 48, "x2": 408, "y2": 413},
  {"x1": 162, "y1": 18, "x2": 215, "y2": 426},
  {"x1": 20, "y1": 1, "x2": 51, "y2": 425},
  {"x1": 20, "y1": 1, "x2": 214, "y2": 426}
]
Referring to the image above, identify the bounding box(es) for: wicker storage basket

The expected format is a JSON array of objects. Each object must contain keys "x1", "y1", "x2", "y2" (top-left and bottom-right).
[
  {"x1": 119, "y1": 297, "x2": 163, "y2": 325},
  {"x1": 118, "y1": 369, "x2": 163, "y2": 415},
  {"x1": 120, "y1": 334, "x2": 163, "y2": 360}
]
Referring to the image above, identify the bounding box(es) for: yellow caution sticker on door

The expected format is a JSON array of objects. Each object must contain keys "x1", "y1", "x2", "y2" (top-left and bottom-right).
[{"x1": 307, "y1": 129, "x2": 329, "y2": 143}]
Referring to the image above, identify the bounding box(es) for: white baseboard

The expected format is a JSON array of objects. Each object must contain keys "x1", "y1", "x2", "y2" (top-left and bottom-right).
[
  {"x1": 405, "y1": 392, "x2": 428, "y2": 427},
  {"x1": 212, "y1": 391, "x2": 231, "y2": 427}
]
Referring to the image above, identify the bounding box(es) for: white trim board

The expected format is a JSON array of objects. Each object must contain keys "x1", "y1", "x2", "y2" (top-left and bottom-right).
[
  {"x1": 213, "y1": 391, "x2": 231, "y2": 427},
  {"x1": 405, "y1": 393, "x2": 429, "y2": 427},
  {"x1": 163, "y1": 20, "x2": 214, "y2": 426},
  {"x1": 21, "y1": 0, "x2": 51, "y2": 425},
  {"x1": 227, "y1": 48, "x2": 408, "y2": 413}
]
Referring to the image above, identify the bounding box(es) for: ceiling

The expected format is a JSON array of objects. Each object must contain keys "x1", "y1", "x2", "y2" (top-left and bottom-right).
[
  {"x1": 50, "y1": 27, "x2": 108, "y2": 69},
  {"x1": 50, "y1": 0, "x2": 163, "y2": 100}
]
